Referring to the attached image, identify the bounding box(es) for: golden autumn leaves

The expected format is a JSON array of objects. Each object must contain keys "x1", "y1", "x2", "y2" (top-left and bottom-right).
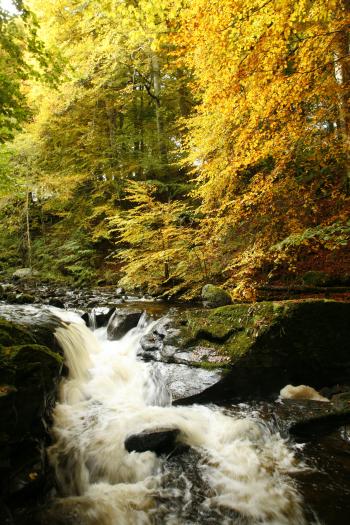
[{"x1": 2, "y1": 1, "x2": 349, "y2": 296}]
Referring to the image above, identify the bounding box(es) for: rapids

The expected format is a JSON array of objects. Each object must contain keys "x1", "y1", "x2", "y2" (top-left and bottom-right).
[{"x1": 47, "y1": 311, "x2": 312, "y2": 525}]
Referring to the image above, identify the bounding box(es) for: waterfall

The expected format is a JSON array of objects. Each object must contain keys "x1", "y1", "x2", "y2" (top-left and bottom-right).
[
  {"x1": 88, "y1": 310, "x2": 97, "y2": 331},
  {"x1": 47, "y1": 311, "x2": 309, "y2": 525}
]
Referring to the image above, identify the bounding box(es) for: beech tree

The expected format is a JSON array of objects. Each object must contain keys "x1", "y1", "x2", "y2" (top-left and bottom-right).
[
  {"x1": 0, "y1": 0, "x2": 348, "y2": 294},
  {"x1": 175, "y1": 0, "x2": 350, "y2": 296}
]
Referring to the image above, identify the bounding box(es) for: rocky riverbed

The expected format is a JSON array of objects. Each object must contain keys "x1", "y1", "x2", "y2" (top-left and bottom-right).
[{"x1": 1, "y1": 286, "x2": 350, "y2": 524}]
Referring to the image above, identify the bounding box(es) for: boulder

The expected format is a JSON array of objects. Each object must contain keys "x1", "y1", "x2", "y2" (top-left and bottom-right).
[
  {"x1": 201, "y1": 284, "x2": 232, "y2": 307},
  {"x1": 0, "y1": 308, "x2": 64, "y2": 523},
  {"x1": 0, "y1": 283, "x2": 15, "y2": 293},
  {"x1": 125, "y1": 428, "x2": 180, "y2": 455},
  {"x1": 48, "y1": 297, "x2": 65, "y2": 308},
  {"x1": 12, "y1": 293, "x2": 36, "y2": 305},
  {"x1": 172, "y1": 300, "x2": 350, "y2": 404},
  {"x1": 12, "y1": 268, "x2": 39, "y2": 281},
  {"x1": 82, "y1": 307, "x2": 116, "y2": 329},
  {"x1": 301, "y1": 271, "x2": 329, "y2": 286},
  {"x1": 107, "y1": 308, "x2": 143, "y2": 340}
]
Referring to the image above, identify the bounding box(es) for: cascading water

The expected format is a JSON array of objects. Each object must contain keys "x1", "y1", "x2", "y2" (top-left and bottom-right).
[{"x1": 47, "y1": 310, "x2": 311, "y2": 525}]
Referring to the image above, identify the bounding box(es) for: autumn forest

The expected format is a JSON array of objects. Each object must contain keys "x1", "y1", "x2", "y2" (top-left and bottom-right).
[{"x1": 1, "y1": 0, "x2": 349, "y2": 300}]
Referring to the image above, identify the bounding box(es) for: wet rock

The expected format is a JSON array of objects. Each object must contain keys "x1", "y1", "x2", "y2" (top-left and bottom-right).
[
  {"x1": 331, "y1": 391, "x2": 350, "y2": 411},
  {"x1": 140, "y1": 314, "x2": 232, "y2": 369},
  {"x1": 173, "y1": 300, "x2": 350, "y2": 404},
  {"x1": 140, "y1": 332, "x2": 163, "y2": 352},
  {"x1": 12, "y1": 293, "x2": 36, "y2": 305},
  {"x1": 116, "y1": 287, "x2": 125, "y2": 296},
  {"x1": 152, "y1": 362, "x2": 223, "y2": 401},
  {"x1": 81, "y1": 312, "x2": 89, "y2": 326},
  {"x1": 81, "y1": 307, "x2": 115, "y2": 329},
  {"x1": 125, "y1": 428, "x2": 180, "y2": 455},
  {"x1": 283, "y1": 397, "x2": 350, "y2": 439},
  {"x1": 107, "y1": 308, "x2": 143, "y2": 340},
  {"x1": 0, "y1": 310, "x2": 64, "y2": 522},
  {"x1": 202, "y1": 284, "x2": 232, "y2": 307},
  {"x1": 139, "y1": 317, "x2": 177, "y2": 356},
  {"x1": 0, "y1": 304, "x2": 64, "y2": 347},
  {"x1": 47, "y1": 298, "x2": 65, "y2": 308}
]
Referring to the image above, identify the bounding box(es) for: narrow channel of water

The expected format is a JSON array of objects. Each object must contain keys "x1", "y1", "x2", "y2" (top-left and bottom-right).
[{"x1": 47, "y1": 311, "x2": 313, "y2": 525}]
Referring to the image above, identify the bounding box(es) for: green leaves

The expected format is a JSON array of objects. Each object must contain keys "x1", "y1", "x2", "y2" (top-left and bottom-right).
[
  {"x1": 0, "y1": 1, "x2": 62, "y2": 142},
  {"x1": 273, "y1": 220, "x2": 350, "y2": 251}
]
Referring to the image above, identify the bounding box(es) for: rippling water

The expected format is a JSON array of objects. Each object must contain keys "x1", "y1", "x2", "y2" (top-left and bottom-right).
[{"x1": 46, "y1": 311, "x2": 311, "y2": 525}]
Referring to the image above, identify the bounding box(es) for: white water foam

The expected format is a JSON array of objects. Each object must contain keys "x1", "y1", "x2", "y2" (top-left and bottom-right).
[{"x1": 48, "y1": 312, "x2": 308, "y2": 524}]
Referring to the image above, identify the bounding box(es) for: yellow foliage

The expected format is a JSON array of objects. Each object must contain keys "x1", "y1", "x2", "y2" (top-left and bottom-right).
[{"x1": 171, "y1": 0, "x2": 350, "y2": 296}]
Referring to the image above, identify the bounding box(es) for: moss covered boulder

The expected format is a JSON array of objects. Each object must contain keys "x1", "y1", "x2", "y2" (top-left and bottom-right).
[
  {"x1": 201, "y1": 284, "x2": 232, "y2": 307},
  {"x1": 0, "y1": 316, "x2": 63, "y2": 524},
  {"x1": 172, "y1": 300, "x2": 350, "y2": 404}
]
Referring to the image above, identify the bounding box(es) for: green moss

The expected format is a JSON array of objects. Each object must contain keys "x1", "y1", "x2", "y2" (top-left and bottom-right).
[
  {"x1": 0, "y1": 319, "x2": 36, "y2": 347},
  {"x1": 224, "y1": 331, "x2": 254, "y2": 361},
  {"x1": 1, "y1": 344, "x2": 63, "y2": 386},
  {"x1": 8, "y1": 344, "x2": 63, "y2": 364},
  {"x1": 201, "y1": 284, "x2": 232, "y2": 307},
  {"x1": 302, "y1": 271, "x2": 329, "y2": 286},
  {"x1": 175, "y1": 299, "x2": 349, "y2": 368},
  {"x1": 0, "y1": 319, "x2": 63, "y2": 387},
  {"x1": 190, "y1": 360, "x2": 231, "y2": 370},
  {"x1": 179, "y1": 302, "x2": 283, "y2": 360}
]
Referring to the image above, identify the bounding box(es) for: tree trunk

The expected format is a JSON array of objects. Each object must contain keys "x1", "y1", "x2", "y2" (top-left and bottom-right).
[
  {"x1": 151, "y1": 52, "x2": 168, "y2": 168},
  {"x1": 25, "y1": 185, "x2": 32, "y2": 269},
  {"x1": 335, "y1": 1, "x2": 350, "y2": 192}
]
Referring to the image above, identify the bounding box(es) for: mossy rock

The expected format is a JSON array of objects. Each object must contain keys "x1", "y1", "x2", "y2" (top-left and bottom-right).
[
  {"x1": 331, "y1": 391, "x2": 350, "y2": 412},
  {"x1": 12, "y1": 293, "x2": 36, "y2": 305},
  {"x1": 0, "y1": 316, "x2": 63, "y2": 519},
  {"x1": 302, "y1": 271, "x2": 329, "y2": 286},
  {"x1": 0, "y1": 318, "x2": 35, "y2": 347},
  {"x1": 201, "y1": 284, "x2": 232, "y2": 307},
  {"x1": 0, "y1": 319, "x2": 63, "y2": 432},
  {"x1": 174, "y1": 300, "x2": 350, "y2": 404}
]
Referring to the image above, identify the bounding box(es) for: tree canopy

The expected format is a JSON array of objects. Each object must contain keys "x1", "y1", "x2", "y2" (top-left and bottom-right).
[{"x1": 0, "y1": 0, "x2": 349, "y2": 297}]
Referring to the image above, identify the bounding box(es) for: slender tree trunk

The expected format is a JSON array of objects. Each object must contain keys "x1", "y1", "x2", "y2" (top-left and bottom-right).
[
  {"x1": 335, "y1": 1, "x2": 350, "y2": 192},
  {"x1": 151, "y1": 53, "x2": 168, "y2": 167},
  {"x1": 25, "y1": 181, "x2": 32, "y2": 269},
  {"x1": 177, "y1": 70, "x2": 191, "y2": 117},
  {"x1": 161, "y1": 235, "x2": 170, "y2": 280},
  {"x1": 108, "y1": 107, "x2": 117, "y2": 152}
]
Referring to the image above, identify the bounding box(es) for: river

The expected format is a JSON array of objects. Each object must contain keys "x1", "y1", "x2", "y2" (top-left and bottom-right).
[
  {"x1": 45, "y1": 308, "x2": 314, "y2": 525},
  {"x1": 1, "y1": 295, "x2": 349, "y2": 524}
]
